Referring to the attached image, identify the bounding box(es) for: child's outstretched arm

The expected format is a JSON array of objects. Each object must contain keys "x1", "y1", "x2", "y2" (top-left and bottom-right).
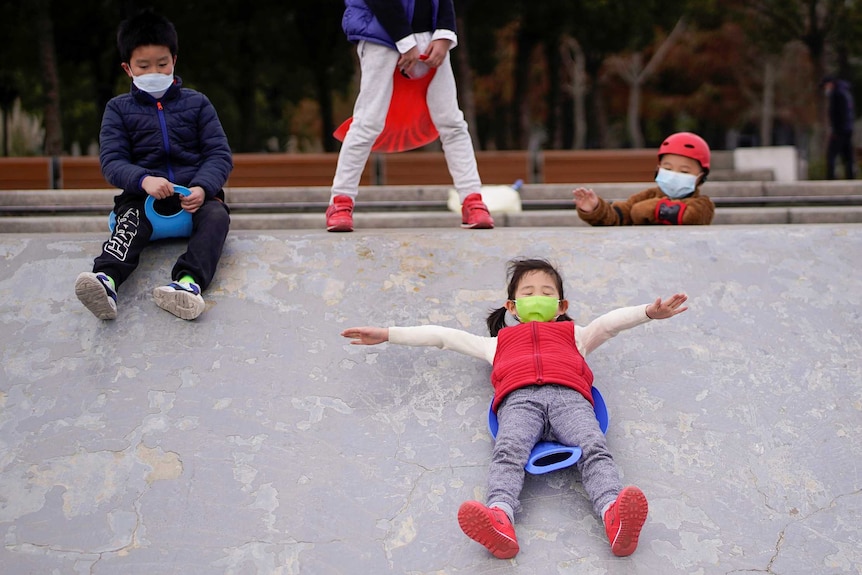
[
  {"x1": 342, "y1": 325, "x2": 497, "y2": 362},
  {"x1": 578, "y1": 293, "x2": 689, "y2": 356},
  {"x1": 645, "y1": 293, "x2": 688, "y2": 319},
  {"x1": 341, "y1": 327, "x2": 389, "y2": 345}
]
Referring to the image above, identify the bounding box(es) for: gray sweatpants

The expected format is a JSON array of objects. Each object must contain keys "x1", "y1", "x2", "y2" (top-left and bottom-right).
[{"x1": 487, "y1": 385, "x2": 623, "y2": 520}]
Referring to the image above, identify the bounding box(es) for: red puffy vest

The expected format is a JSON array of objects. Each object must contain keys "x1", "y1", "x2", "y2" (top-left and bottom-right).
[{"x1": 490, "y1": 321, "x2": 594, "y2": 412}]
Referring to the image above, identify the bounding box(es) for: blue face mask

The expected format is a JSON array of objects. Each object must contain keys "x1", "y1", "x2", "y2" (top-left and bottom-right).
[{"x1": 655, "y1": 168, "x2": 698, "y2": 199}]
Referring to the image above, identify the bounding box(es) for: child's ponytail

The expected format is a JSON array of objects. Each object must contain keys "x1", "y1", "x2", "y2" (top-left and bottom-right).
[{"x1": 486, "y1": 307, "x2": 508, "y2": 337}]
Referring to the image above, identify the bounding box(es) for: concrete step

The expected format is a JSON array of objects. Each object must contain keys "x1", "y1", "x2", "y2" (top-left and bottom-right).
[
  {"x1": 4, "y1": 182, "x2": 862, "y2": 233},
  {"x1": 3, "y1": 181, "x2": 862, "y2": 211},
  {"x1": 3, "y1": 205, "x2": 862, "y2": 233}
]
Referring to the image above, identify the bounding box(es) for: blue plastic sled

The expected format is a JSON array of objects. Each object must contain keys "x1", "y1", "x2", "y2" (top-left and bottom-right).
[
  {"x1": 108, "y1": 184, "x2": 193, "y2": 241},
  {"x1": 488, "y1": 386, "x2": 609, "y2": 475}
]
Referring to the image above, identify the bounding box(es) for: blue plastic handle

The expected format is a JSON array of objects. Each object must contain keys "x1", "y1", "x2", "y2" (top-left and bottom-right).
[{"x1": 108, "y1": 184, "x2": 194, "y2": 240}]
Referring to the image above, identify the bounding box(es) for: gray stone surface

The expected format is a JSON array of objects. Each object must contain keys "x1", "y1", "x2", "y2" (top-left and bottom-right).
[{"x1": 1, "y1": 224, "x2": 861, "y2": 574}]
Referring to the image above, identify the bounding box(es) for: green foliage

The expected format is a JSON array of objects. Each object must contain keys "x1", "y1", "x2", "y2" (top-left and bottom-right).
[{"x1": 0, "y1": 0, "x2": 858, "y2": 154}]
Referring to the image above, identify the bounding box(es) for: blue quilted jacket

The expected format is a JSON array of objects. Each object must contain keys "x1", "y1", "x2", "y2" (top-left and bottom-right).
[{"x1": 99, "y1": 76, "x2": 233, "y2": 201}]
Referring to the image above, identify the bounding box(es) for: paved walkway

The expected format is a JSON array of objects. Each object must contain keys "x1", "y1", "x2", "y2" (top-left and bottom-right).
[{"x1": 1, "y1": 224, "x2": 860, "y2": 574}]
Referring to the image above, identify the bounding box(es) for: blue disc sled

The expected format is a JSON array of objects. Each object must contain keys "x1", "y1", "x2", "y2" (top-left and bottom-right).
[
  {"x1": 108, "y1": 184, "x2": 193, "y2": 241},
  {"x1": 488, "y1": 386, "x2": 609, "y2": 475}
]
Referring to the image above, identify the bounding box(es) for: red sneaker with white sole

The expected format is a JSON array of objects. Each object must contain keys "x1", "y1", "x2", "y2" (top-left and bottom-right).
[
  {"x1": 326, "y1": 195, "x2": 354, "y2": 232},
  {"x1": 461, "y1": 193, "x2": 494, "y2": 229},
  {"x1": 604, "y1": 486, "x2": 649, "y2": 557},
  {"x1": 457, "y1": 501, "x2": 519, "y2": 559}
]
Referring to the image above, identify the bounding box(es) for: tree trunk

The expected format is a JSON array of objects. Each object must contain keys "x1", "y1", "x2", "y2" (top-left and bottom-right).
[
  {"x1": 573, "y1": 43, "x2": 587, "y2": 150},
  {"x1": 316, "y1": 71, "x2": 336, "y2": 153},
  {"x1": 0, "y1": 74, "x2": 17, "y2": 157},
  {"x1": 455, "y1": 12, "x2": 480, "y2": 150},
  {"x1": 512, "y1": 28, "x2": 535, "y2": 149},
  {"x1": 760, "y1": 58, "x2": 776, "y2": 146},
  {"x1": 34, "y1": 0, "x2": 63, "y2": 155},
  {"x1": 804, "y1": 21, "x2": 828, "y2": 170},
  {"x1": 560, "y1": 36, "x2": 587, "y2": 150},
  {"x1": 610, "y1": 17, "x2": 687, "y2": 148},
  {"x1": 592, "y1": 82, "x2": 610, "y2": 148},
  {"x1": 627, "y1": 54, "x2": 644, "y2": 148},
  {"x1": 236, "y1": 19, "x2": 258, "y2": 152},
  {"x1": 545, "y1": 42, "x2": 562, "y2": 149}
]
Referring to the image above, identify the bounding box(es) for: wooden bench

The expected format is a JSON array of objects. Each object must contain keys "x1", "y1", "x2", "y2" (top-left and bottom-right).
[
  {"x1": 227, "y1": 153, "x2": 372, "y2": 187},
  {"x1": 1, "y1": 148, "x2": 769, "y2": 190},
  {"x1": 0, "y1": 157, "x2": 53, "y2": 189},
  {"x1": 59, "y1": 156, "x2": 112, "y2": 189},
  {"x1": 541, "y1": 149, "x2": 657, "y2": 184},
  {"x1": 380, "y1": 150, "x2": 532, "y2": 186}
]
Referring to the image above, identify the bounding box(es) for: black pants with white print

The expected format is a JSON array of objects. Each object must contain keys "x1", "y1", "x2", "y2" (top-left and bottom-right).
[{"x1": 92, "y1": 196, "x2": 230, "y2": 291}]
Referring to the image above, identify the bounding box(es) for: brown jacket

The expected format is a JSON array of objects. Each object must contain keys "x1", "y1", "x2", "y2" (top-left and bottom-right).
[{"x1": 577, "y1": 186, "x2": 714, "y2": 226}]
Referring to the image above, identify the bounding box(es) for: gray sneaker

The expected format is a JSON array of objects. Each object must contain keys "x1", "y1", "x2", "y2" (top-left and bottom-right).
[
  {"x1": 75, "y1": 272, "x2": 118, "y2": 320},
  {"x1": 153, "y1": 281, "x2": 206, "y2": 320}
]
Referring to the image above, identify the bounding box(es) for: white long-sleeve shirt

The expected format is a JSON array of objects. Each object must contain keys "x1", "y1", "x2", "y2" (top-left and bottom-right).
[{"x1": 388, "y1": 304, "x2": 652, "y2": 363}]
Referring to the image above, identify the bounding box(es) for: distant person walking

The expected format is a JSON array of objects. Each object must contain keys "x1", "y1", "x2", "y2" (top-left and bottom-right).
[{"x1": 822, "y1": 76, "x2": 856, "y2": 180}]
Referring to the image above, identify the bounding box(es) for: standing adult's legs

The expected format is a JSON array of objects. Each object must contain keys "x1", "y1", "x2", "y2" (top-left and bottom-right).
[
  {"x1": 839, "y1": 132, "x2": 856, "y2": 179},
  {"x1": 827, "y1": 134, "x2": 840, "y2": 180}
]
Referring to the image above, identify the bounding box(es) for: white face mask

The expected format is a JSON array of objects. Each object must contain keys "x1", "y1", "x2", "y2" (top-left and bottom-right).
[
  {"x1": 133, "y1": 73, "x2": 175, "y2": 95},
  {"x1": 655, "y1": 168, "x2": 698, "y2": 199}
]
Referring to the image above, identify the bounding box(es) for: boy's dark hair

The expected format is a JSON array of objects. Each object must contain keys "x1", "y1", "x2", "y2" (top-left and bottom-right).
[
  {"x1": 117, "y1": 10, "x2": 178, "y2": 63},
  {"x1": 486, "y1": 258, "x2": 573, "y2": 337}
]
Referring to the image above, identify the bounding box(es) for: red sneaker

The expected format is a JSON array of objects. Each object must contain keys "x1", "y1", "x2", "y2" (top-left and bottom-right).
[
  {"x1": 457, "y1": 501, "x2": 519, "y2": 559},
  {"x1": 326, "y1": 195, "x2": 354, "y2": 232},
  {"x1": 461, "y1": 193, "x2": 494, "y2": 229},
  {"x1": 604, "y1": 486, "x2": 649, "y2": 557}
]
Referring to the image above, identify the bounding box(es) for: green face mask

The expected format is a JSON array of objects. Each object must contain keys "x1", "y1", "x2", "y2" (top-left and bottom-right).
[{"x1": 514, "y1": 296, "x2": 560, "y2": 322}]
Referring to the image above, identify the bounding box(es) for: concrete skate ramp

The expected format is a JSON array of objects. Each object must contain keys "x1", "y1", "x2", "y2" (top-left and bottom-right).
[{"x1": 1, "y1": 224, "x2": 860, "y2": 574}]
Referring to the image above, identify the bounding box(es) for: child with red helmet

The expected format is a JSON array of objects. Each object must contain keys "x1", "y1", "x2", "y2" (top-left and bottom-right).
[{"x1": 573, "y1": 132, "x2": 715, "y2": 225}]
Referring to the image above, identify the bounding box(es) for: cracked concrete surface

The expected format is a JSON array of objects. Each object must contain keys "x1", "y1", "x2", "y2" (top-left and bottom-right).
[{"x1": 1, "y1": 224, "x2": 860, "y2": 574}]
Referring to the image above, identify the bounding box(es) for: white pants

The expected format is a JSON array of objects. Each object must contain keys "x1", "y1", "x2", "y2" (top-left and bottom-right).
[{"x1": 331, "y1": 36, "x2": 482, "y2": 203}]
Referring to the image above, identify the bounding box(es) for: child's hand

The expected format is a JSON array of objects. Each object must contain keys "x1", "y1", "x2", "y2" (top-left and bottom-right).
[
  {"x1": 423, "y1": 39, "x2": 452, "y2": 68},
  {"x1": 181, "y1": 186, "x2": 206, "y2": 214},
  {"x1": 341, "y1": 327, "x2": 389, "y2": 345},
  {"x1": 398, "y1": 46, "x2": 422, "y2": 77},
  {"x1": 573, "y1": 187, "x2": 599, "y2": 212},
  {"x1": 646, "y1": 293, "x2": 688, "y2": 320},
  {"x1": 142, "y1": 176, "x2": 175, "y2": 200}
]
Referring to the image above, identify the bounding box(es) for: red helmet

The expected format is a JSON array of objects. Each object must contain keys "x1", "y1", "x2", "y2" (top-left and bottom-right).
[{"x1": 658, "y1": 132, "x2": 710, "y2": 173}]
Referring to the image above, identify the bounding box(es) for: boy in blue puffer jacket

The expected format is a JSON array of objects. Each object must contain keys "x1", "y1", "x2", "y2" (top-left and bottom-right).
[
  {"x1": 326, "y1": 0, "x2": 494, "y2": 232},
  {"x1": 75, "y1": 10, "x2": 233, "y2": 321}
]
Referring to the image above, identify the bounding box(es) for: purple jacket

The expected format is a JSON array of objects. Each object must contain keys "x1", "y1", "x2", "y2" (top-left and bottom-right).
[
  {"x1": 342, "y1": 0, "x2": 451, "y2": 49},
  {"x1": 828, "y1": 79, "x2": 856, "y2": 134}
]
